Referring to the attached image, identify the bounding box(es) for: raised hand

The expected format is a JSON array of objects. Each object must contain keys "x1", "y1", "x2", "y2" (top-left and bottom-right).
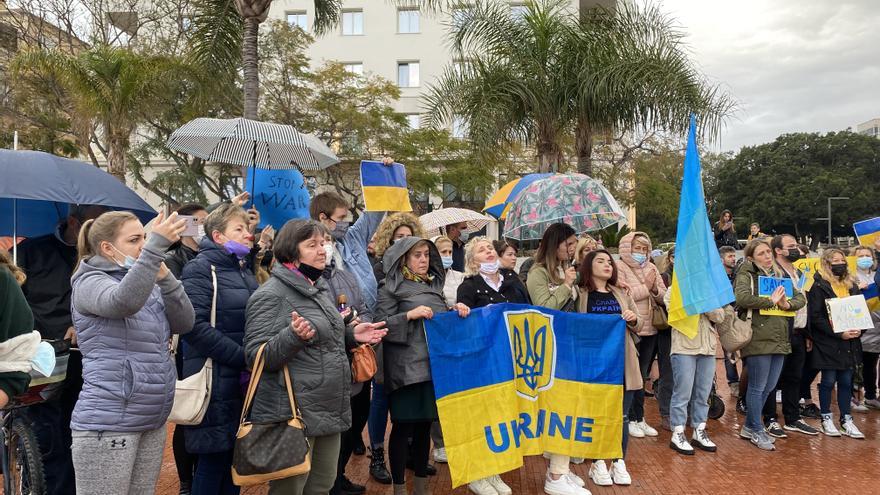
[
  {"x1": 231, "y1": 191, "x2": 250, "y2": 207},
  {"x1": 152, "y1": 212, "x2": 187, "y2": 243}
]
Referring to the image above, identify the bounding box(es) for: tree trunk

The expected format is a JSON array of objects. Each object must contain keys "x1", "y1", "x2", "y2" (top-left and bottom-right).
[
  {"x1": 576, "y1": 117, "x2": 594, "y2": 176},
  {"x1": 107, "y1": 138, "x2": 127, "y2": 183},
  {"x1": 242, "y1": 16, "x2": 260, "y2": 120}
]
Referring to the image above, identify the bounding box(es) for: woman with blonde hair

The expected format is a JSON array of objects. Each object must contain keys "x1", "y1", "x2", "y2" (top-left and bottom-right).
[
  {"x1": 372, "y1": 212, "x2": 424, "y2": 284},
  {"x1": 809, "y1": 247, "x2": 865, "y2": 438},
  {"x1": 457, "y1": 236, "x2": 529, "y2": 309},
  {"x1": 573, "y1": 236, "x2": 597, "y2": 270},
  {"x1": 69, "y1": 211, "x2": 194, "y2": 494}
]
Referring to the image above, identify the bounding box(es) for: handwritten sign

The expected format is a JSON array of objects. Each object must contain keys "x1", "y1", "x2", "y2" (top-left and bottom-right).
[
  {"x1": 248, "y1": 168, "x2": 310, "y2": 229},
  {"x1": 757, "y1": 276, "x2": 796, "y2": 317},
  {"x1": 827, "y1": 295, "x2": 874, "y2": 333},
  {"x1": 793, "y1": 257, "x2": 860, "y2": 293}
]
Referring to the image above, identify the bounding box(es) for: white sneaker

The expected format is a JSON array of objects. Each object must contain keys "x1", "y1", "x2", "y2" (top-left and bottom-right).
[
  {"x1": 610, "y1": 459, "x2": 632, "y2": 485},
  {"x1": 487, "y1": 475, "x2": 512, "y2": 495},
  {"x1": 589, "y1": 461, "x2": 613, "y2": 486},
  {"x1": 851, "y1": 401, "x2": 869, "y2": 413},
  {"x1": 840, "y1": 416, "x2": 866, "y2": 439},
  {"x1": 821, "y1": 415, "x2": 841, "y2": 437},
  {"x1": 669, "y1": 425, "x2": 694, "y2": 455},
  {"x1": 544, "y1": 473, "x2": 591, "y2": 495},
  {"x1": 692, "y1": 423, "x2": 717, "y2": 452},
  {"x1": 469, "y1": 477, "x2": 499, "y2": 495},
  {"x1": 570, "y1": 457, "x2": 585, "y2": 464},
  {"x1": 636, "y1": 420, "x2": 658, "y2": 437},
  {"x1": 627, "y1": 421, "x2": 645, "y2": 438},
  {"x1": 564, "y1": 472, "x2": 585, "y2": 487},
  {"x1": 433, "y1": 447, "x2": 448, "y2": 463},
  {"x1": 865, "y1": 398, "x2": 880, "y2": 409}
]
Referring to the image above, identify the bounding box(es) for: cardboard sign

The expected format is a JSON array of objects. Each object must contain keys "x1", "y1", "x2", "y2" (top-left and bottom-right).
[
  {"x1": 827, "y1": 295, "x2": 874, "y2": 332},
  {"x1": 248, "y1": 168, "x2": 310, "y2": 229},
  {"x1": 793, "y1": 257, "x2": 860, "y2": 292}
]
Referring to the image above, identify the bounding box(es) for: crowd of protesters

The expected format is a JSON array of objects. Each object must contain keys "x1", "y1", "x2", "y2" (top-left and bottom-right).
[{"x1": 2, "y1": 188, "x2": 878, "y2": 495}]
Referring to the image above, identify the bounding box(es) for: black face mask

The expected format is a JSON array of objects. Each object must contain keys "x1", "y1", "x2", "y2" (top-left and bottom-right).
[
  {"x1": 830, "y1": 264, "x2": 848, "y2": 278},
  {"x1": 785, "y1": 249, "x2": 802, "y2": 262},
  {"x1": 297, "y1": 262, "x2": 324, "y2": 282}
]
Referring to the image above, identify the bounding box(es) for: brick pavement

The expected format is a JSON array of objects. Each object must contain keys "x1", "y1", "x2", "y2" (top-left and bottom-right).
[{"x1": 151, "y1": 360, "x2": 880, "y2": 494}]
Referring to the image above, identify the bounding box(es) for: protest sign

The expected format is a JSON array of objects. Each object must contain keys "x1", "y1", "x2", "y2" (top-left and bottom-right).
[
  {"x1": 827, "y1": 295, "x2": 874, "y2": 332},
  {"x1": 248, "y1": 168, "x2": 310, "y2": 229}
]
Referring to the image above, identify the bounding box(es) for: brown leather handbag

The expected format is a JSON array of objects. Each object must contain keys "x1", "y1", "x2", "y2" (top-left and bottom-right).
[
  {"x1": 351, "y1": 344, "x2": 377, "y2": 383},
  {"x1": 232, "y1": 344, "x2": 311, "y2": 486}
]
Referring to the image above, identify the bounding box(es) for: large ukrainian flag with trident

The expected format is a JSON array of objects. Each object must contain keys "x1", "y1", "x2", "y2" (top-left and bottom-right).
[
  {"x1": 667, "y1": 115, "x2": 735, "y2": 338},
  {"x1": 425, "y1": 303, "x2": 625, "y2": 488}
]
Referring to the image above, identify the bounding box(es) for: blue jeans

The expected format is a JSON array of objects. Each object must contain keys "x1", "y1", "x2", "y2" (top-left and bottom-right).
[
  {"x1": 745, "y1": 354, "x2": 785, "y2": 431},
  {"x1": 670, "y1": 354, "x2": 716, "y2": 428},
  {"x1": 192, "y1": 450, "x2": 239, "y2": 495},
  {"x1": 819, "y1": 369, "x2": 854, "y2": 417},
  {"x1": 724, "y1": 352, "x2": 740, "y2": 384},
  {"x1": 368, "y1": 380, "x2": 389, "y2": 449},
  {"x1": 621, "y1": 390, "x2": 635, "y2": 459}
]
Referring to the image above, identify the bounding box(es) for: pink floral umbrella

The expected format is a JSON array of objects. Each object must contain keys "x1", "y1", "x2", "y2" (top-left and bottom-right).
[{"x1": 502, "y1": 173, "x2": 626, "y2": 240}]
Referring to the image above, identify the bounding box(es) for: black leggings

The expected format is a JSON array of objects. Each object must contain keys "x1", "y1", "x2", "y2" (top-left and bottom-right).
[
  {"x1": 337, "y1": 384, "x2": 372, "y2": 478},
  {"x1": 864, "y1": 352, "x2": 879, "y2": 401},
  {"x1": 388, "y1": 421, "x2": 432, "y2": 484}
]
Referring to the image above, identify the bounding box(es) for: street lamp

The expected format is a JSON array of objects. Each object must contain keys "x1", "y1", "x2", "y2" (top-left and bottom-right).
[{"x1": 827, "y1": 196, "x2": 850, "y2": 245}]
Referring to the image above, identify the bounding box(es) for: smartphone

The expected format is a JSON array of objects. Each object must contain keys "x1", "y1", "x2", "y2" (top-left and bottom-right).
[{"x1": 178, "y1": 215, "x2": 199, "y2": 237}]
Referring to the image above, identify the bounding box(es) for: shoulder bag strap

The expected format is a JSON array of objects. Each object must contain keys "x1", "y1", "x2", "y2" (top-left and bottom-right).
[
  {"x1": 240, "y1": 343, "x2": 266, "y2": 423},
  {"x1": 210, "y1": 265, "x2": 218, "y2": 328}
]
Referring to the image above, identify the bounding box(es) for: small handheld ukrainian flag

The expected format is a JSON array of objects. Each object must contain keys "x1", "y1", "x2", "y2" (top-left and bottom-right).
[
  {"x1": 854, "y1": 217, "x2": 880, "y2": 247},
  {"x1": 667, "y1": 115, "x2": 735, "y2": 338},
  {"x1": 360, "y1": 160, "x2": 413, "y2": 212}
]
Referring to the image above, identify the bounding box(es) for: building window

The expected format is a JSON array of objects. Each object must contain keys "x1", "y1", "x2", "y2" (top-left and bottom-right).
[
  {"x1": 397, "y1": 61, "x2": 420, "y2": 88},
  {"x1": 343, "y1": 63, "x2": 364, "y2": 75},
  {"x1": 398, "y1": 8, "x2": 420, "y2": 33},
  {"x1": 405, "y1": 114, "x2": 421, "y2": 129},
  {"x1": 452, "y1": 115, "x2": 468, "y2": 139},
  {"x1": 286, "y1": 11, "x2": 307, "y2": 30},
  {"x1": 342, "y1": 10, "x2": 364, "y2": 35},
  {"x1": 510, "y1": 3, "x2": 528, "y2": 21}
]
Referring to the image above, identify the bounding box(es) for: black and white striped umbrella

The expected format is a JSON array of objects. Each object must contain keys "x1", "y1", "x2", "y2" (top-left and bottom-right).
[{"x1": 166, "y1": 117, "x2": 339, "y2": 171}]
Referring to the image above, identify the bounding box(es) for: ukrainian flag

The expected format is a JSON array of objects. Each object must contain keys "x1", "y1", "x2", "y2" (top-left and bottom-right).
[
  {"x1": 854, "y1": 217, "x2": 880, "y2": 247},
  {"x1": 425, "y1": 303, "x2": 624, "y2": 487},
  {"x1": 667, "y1": 116, "x2": 735, "y2": 338},
  {"x1": 360, "y1": 160, "x2": 413, "y2": 211}
]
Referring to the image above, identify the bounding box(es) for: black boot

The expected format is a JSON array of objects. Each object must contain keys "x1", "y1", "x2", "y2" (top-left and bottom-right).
[
  {"x1": 406, "y1": 457, "x2": 437, "y2": 476},
  {"x1": 369, "y1": 447, "x2": 393, "y2": 485},
  {"x1": 340, "y1": 476, "x2": 366, "y2": 494},
  {"x1": 353, "y1": 437, "x2": 366, "y2": 456}
]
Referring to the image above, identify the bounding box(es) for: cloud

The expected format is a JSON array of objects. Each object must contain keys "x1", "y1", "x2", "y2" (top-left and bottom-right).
[{"x1": 653, "y1": 0, "x2": 880, "y2": 151}]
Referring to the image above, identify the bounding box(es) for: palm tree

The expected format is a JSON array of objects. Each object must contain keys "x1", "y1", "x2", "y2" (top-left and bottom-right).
[
  {"x1": 12, "y1": 45, "x2": 178, "y2": 182},
  {"x1": 189, "y1": 0, "x2": 341, "y2": 119},
  {"x1": 424, "y1": 0, "x2": 732, "y2": 174}
]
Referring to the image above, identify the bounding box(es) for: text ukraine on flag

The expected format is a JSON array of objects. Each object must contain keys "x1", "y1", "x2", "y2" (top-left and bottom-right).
[{"x1": 424, "y1": 303, "x2": 625, "y2": 487}]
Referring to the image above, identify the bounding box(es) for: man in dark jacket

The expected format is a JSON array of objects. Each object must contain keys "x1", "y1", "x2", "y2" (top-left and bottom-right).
[
  {"x1": 16, "y1": 203, "x2": 104, "y2": 495},
  {"x1": 444, "y1": 222, "x2": 468, "y2": 272}
]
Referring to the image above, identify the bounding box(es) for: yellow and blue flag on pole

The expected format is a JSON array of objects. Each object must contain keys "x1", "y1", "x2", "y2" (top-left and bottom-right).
[
  {"x1": 667, "y1": 115, "x2": 735, "y2": 338},
  {"x1": 853, "y1": 217, "x2": 880, "y2": 247},
  {"x1": 425, "y1": 303, "x2": 625, "y2": 488},
  {"x1": 360, "y1": 160, "x2": 412, "y2": 211}
]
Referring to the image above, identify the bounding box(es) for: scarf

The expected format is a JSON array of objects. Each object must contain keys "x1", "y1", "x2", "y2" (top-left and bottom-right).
[{"x1": 402, "y1": 265, "x2": 433, "y2": 284}]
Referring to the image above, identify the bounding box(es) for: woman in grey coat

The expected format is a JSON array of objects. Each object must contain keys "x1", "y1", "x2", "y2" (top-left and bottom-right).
[
  {"x1": 375, "y1": 236, "x2": 470, "y2": 495},
  {"x1": 69, "y1": 211, "x2": 194, "y2": 495},
  {"x1": 244, "y1": 219, "x2": 386, "y2": 495}
]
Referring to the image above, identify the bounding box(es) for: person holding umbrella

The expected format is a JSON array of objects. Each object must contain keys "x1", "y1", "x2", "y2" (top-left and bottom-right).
[{"x1": 16, "y1": 203, "x2": 106, "y2": 495}]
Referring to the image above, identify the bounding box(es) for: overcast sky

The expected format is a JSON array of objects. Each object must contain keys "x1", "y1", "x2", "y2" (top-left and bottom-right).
[{"x1": 652, "y1": 0, "x2": 880, "y2": 153}]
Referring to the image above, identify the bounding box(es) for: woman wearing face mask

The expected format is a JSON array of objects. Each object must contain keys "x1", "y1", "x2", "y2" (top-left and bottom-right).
[
  {"x1": 615, "y1": 232, "x2": 668, "y2": 438},
  {"x1": 432, "y1": 235, "x2": 466, "y2": 308},
  {"x1": 525, "y1": 223, "x2": 588, "y2": 495},
  {"x1": 735, "y1": 239, "x2": 805, "y2": 450},
  {"x1": 376, "y1": 236, "x2": 470, "y2": 495},
  {"x1": 854, "y1": 247, "x2": 880, "y2": 410},
  {"x1": 459, "y1": 237, "x2": 530, "y2": 309},
  {"x1": 577, "y1": 249, "x2": 640, "y2": 489},
  {"x1": 244, "y1": 220, "x2": 386, "y2": 494},
  {"x1": 69, "y1": 211, "x2": 194, "y2": 494},
  {"x1": 180, "y1": 203, "x2": 261, "y2": 495},
  {"x1": 372, "y1": 212, "x2": 424, "y2": 284},
  {"x1": 808, "y1": 248, "x2": 865, "y2": 439}
]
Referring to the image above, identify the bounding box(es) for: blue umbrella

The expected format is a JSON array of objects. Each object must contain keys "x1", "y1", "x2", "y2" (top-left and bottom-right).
[{"x1": 0, "y1": 149, "x2": 157, "y2": 245}]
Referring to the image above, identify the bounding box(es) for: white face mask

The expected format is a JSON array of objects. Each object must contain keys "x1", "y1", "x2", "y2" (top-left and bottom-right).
[
  {"x1": 479, "y1": 260, "x2": 500, "y2": 274},
  {"x1": 324, "y1": 243, "x2": 335, "y2": 262},
  {"x1": 192, "y1": 224, "x2": 206, "y2": 244}
]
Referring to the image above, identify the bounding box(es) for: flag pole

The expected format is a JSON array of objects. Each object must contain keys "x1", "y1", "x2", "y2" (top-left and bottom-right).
[{"x1": 12, "y1": 130, "x2": 18, "y2": 264}]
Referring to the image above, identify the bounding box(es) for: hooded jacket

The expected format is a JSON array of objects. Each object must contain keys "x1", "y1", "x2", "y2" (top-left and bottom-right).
[
  {"x1": 244, "y1": 264, "x2": 356, "y2": 437},
  {"x1": 375, "y1": 236, "x2": 450, "y2": 394},
  {"x1": 734, "y1": 260, "x2": 806, "y2": 357},
  {"x1": 808, "y1": 272, "x2": 863, "y2": 370},
  {"x1": 180, "y1": 238, "x2": 259, "y2": 453},
  {"x1": 69, "y1": 234, "x2": 194, "y2": 432},
  {"x1": 615, "y1": 232, "x2": 667, "y2": 336}
]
